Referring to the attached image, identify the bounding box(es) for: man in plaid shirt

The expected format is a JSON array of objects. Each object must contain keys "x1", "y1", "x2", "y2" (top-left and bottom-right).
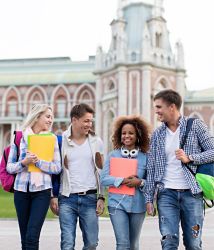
[{"x1": 145, "y1": 89, "x2": 214, "y2": 250}]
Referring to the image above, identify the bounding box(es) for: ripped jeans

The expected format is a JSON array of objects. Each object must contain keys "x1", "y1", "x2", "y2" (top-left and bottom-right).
[{"x1": 157, "y1": 189, "x2": 204, "y2": 250}]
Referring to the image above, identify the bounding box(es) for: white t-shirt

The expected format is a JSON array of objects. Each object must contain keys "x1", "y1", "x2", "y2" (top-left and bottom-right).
[
  {"x1": 162, "y1": 126, "x2": 189, "y2": 189},
  {"x1": 66, "y1": 138, "x2": 103, "y2": 193}
]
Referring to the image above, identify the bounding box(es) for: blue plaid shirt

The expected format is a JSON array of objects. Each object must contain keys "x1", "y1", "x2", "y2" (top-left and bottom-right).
[
  {"x1": 145, "y1": 116, "x2": 214, "y2": 203},
  {"x1": 7, "y1": 135, "x2": 61, "y2": 192}
]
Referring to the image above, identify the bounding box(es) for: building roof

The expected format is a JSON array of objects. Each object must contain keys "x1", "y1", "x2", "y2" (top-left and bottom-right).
[
  {"x1": 185, "y1": 87, "x2": 214, "y2": 103},
  {"x1": 0, "y1": 57, "x2": 96, "y2": 86}
]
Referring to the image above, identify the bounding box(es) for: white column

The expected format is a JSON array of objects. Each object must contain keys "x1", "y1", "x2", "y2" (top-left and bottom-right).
[
  {"x1": 176, "y1": 71, "x2": 186, "y2": 115},
  {"x1": 128, "y1": 72, "x2": 132, "y2": 115},
  {"x1": 11, "y1": 123, "x2": 16, "y2": 142},
  {"x1": 136, "y1": 72, "x2": 140, "y2": 114},
  {"x1": 142, "y1": 65, "x2": 152, "y2": 123},
  {"x1": 95, "y1": 76, "x2": 102, "y2": 136},
  {"x1": 118, "y1": 66, "x2": 128, "y2": 115}
]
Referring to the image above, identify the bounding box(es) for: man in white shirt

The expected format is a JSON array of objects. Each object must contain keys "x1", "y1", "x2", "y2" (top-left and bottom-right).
[{"x1": 50, "y1": 103, "x2": 105, "y2": 250}]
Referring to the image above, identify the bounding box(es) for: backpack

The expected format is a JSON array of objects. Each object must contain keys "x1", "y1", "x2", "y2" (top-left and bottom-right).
[
  {"x1": 0, "y1": 131, "x2": 62, "y2": 193},
  {"x1": 182, "y1": 118, "x2": 214, "y2": 208},
  {"x1": 0, "y1": 131, "x2": 22, "y2": 192}
]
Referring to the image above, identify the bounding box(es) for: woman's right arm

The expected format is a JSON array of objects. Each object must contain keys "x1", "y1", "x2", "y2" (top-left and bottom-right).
[{"x1": 6, "y1": 140, "x2": 27, "y2": 174}]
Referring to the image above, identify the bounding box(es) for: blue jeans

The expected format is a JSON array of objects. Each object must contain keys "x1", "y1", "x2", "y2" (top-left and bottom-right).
[
  {"x1": 59, "y1": 193, "x2": 98, "y2": 250},
  {"x1": 108, "y1": 206, "x2": 145, "y2": 250},
  {"x1": 14, "y1": 189, "x2": 51, "y2": 250},
  {"x1": 157, "y1": 189, "x2": 204, "y2": 250}
]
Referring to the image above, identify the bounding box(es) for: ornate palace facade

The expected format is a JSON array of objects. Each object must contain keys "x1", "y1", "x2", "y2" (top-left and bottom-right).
[{"x1": 0, "y1": 0, "x2": 213, "y2": 154}]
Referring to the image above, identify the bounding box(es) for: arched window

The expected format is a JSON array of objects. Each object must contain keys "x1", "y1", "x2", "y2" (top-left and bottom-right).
[
  {"x1": 56, "y1": 97, "x2": 66, "y2": 118},
  {"x1": 154, "y1": 79, "x2": 166, "y2": 95},
  {"x1": 106, "y1": 80, "x2": 115, "y2": 92},
  {"x1": 113, "y1": 36, "x2": 117, "y2": 50},
  {"x1": 7, "y1": 97, "x2": 17, "y2": 116},
  {"x1": 131, "y1": 52, "x2": 137, "y2": 62},
  {"x1": 79, "y1": 90, "x2": 93, "y2": 106},
  {"x1": 155, "y1": 33, "x2": 162, "y2": 48},
  {"x1": 29, "y1": 92, "x2": 43, "y2": 110}
]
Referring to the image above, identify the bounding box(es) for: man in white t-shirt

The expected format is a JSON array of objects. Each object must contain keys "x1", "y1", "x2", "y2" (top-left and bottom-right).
[
  {"x1": 50, "y1": 103, "x2": 105, "y2": 250},
  {"x1": 145, "y1": 89, "x2": 214, "y2": 250}
]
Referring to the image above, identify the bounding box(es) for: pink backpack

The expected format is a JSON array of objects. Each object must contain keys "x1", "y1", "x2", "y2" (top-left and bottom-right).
[{"x1": 0, "y1": 131, "x2": 23, "y2": 192}]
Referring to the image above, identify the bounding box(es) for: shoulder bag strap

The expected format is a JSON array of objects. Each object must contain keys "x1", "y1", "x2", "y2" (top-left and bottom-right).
[{"x1": 181, "y1": 118, "x2": 196, "y2": 176}]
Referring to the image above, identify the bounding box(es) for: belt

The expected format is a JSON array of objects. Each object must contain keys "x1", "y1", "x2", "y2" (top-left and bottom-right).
[
  {"x1": 171, "y1": 189, "x2": 190, "y2": 192},
  {"x1": 72, "y1": 189, "x2": 97, "y2": 196}
]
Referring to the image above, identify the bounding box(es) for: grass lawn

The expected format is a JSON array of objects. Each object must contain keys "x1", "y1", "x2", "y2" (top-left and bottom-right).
[
  {"x1": 0, "y1": 187, "x2": 109, "y2": 218},
  {"x1": 0, "y1": 187, "x2": 55, "y2": 219}
]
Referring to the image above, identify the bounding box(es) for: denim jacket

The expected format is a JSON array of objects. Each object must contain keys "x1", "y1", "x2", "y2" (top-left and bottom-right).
[{"x1": 100, "y1": 149, "x2": 147, "y2": 213}]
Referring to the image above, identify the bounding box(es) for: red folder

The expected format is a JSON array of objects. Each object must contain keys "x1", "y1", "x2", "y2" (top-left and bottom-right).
[{"x1": 109, "y1": 157, "x2": 137, "y2": 195}]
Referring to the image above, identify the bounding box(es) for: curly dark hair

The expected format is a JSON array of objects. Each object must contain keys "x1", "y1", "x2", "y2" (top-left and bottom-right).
[{"x1": 112, "y1": 115, "x2": 150, "y2": 153}]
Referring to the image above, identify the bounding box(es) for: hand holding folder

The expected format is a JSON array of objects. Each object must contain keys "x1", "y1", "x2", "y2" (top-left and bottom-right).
[
  {"x1": 109, "y1": 157, "x2": 137, "y2": 195},
  {"x1": 28, "y1": 134, "x2": 55, "y2": 172}
]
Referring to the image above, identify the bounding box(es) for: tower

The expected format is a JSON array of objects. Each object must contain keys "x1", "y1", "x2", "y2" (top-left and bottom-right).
[{"x1": 94, "y1": 0, "x2": 186, "y2": 153}]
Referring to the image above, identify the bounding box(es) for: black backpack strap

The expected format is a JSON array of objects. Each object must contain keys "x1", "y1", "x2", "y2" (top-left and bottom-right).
[
  {"x1": 181, "y1": 118, "x2": 196, "y2": 176},
  {"x1": 180, "y1": 118, "x2": 195, "y2": 149},
  {"x1": 182, "y1": 118, "x2": 214, "y2": 209}
]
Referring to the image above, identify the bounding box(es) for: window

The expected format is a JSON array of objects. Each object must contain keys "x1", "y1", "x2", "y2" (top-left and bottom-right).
[
  {"x1": 8, "y1": 98, "x2": 17, "y2": 116},
  {"x1": 131, "y1": 52, "x2": 137, "y2": 62},
  {"x1": 56, "y1": 98, "x2": 66, "y2": 118},
  {"x1": 155, "y1": 33, "x2": 162, "y2": 48},
  {"x1": 29, "y1": 93, "x2": 43, "y2": 110},
  {"x1": 79, "y1": 91, "x2": 93, "y2": 106}
]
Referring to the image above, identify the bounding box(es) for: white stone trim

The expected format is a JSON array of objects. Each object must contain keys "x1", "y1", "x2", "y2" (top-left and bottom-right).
[
  {"x1": 73, "y1": 83, "x2": 95, "y2": 105},
  {"x1": 23, "y1": 85, "x2": 48, "y2": 114},
  {"x1": 2, "y1": 86, "x2": 22, "y2": 116},
  {"x1": 50, "y1": 84, "x2": 71, "y2": 115}
]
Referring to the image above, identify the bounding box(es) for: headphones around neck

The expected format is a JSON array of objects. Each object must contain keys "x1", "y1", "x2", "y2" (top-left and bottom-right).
[{"x1": 121, "y1": 146, "x2": 139, "y2": 158}]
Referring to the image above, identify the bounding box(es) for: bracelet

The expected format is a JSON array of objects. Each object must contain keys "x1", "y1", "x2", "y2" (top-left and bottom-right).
[{"x1": 98, "y1": 196, "x2": 105, "y2": 201}]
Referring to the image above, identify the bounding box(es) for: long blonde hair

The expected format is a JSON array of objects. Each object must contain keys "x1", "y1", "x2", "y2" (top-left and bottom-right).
[{"x1": 22, "y1": 104, "x2": 53, "y2": 131}]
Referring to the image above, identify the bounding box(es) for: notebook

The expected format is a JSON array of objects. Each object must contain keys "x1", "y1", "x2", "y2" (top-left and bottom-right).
[
  {"x1": 109, "y1": 157, "x2": 137, "y2": 195},
  {"x1": 28, "y1": 134, "x2": 55, "y2": 172}
]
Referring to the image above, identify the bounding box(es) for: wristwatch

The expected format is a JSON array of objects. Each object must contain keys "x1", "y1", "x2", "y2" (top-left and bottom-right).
[
  {"x1": 139, "y1": 179, "x2": 144, "y2": 187},
  {"x1": 188, "y1": 155, "x2": 194, "y2": 162},
  {"x1": 98, "y1": 195, "x2": 105, "y2": 201}
]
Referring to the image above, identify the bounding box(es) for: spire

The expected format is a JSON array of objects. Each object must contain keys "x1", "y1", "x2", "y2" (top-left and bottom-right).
[
  {"x1": 117, "y1": 0, "x2": 124, "y2": 19},
  {"x1": 175, "y1": 40, "x2": 185, "y2": 69},
  {"x1": 95, "y1": 46, "x2": 103, "y2": 70},
  {"x1": 142, "y1": 23, "x2": 151, "y2": 62},
  {"x1": 152, "y1": 0, "x2": 164, "y2": 18}
]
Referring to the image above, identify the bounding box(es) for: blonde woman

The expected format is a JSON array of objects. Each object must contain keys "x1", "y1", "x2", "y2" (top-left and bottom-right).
[{"x1": 7, "y1": 104, "x2": 61, "y2": 250}]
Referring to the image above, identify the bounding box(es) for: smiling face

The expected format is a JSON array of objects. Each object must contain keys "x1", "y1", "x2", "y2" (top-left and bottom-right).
[
  {"x1": 154, "y1": 98, "x2": 174, "y2": 123},
  {"x1": 121, "y1": 123, "x2": 137, "y2": 150},
  {"x1": 34, "y1": 108, "x2": 53, "y2": 133},
  {"x1": 72, "y1": 112, "x2": 94, "y2": 136}
]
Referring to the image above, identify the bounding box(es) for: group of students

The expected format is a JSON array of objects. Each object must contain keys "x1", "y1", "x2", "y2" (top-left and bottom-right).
[{"x1": 6, "y1": 89, "x2": 214, "y2": 250}]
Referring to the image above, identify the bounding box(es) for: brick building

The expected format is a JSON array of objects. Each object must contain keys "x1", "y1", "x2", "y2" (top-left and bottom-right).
[{"x1": 0, "y1": 0, "x2": 213, "y2": 154}]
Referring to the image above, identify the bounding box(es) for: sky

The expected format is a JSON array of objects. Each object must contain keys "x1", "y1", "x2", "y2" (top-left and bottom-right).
[{"x1": 0, "y1": 0, "x2": 213, "y2": 91}]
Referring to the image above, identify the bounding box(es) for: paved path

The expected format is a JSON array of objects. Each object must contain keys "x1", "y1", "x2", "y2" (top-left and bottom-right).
[{"x1": 0, "y1": 208, "x2": 213, "y2": 250}]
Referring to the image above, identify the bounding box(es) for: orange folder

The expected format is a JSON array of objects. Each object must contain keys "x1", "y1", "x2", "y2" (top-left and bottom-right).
[
  {"x1": 109, "y1": 157, "x2": 137, "y2": 195},
  {"x1": 28, "y1": 134, "x2": 55, "y2": 172}
]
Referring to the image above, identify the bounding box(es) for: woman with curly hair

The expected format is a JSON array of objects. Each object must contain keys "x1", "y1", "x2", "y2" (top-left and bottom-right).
[{"x1": 101, "y1": 115, "x2": 150, "y2": 250}]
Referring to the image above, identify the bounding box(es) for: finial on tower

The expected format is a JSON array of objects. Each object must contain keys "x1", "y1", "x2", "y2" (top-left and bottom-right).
[{"x1": 152, "y1": 0, "x2": 164, "y2": 18}]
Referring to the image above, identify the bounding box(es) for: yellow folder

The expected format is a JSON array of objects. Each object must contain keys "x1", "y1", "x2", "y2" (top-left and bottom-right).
[{"x1": 28, "y1": 134, "x2": 55, "y2": 172}]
